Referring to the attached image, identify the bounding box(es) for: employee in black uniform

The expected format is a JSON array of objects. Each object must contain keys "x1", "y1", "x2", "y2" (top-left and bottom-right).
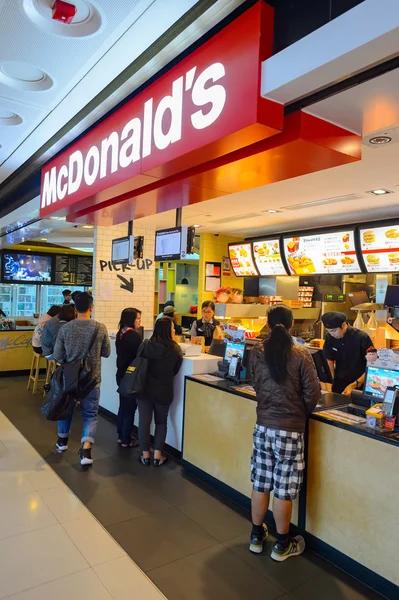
[
  {"x1": 190, "y1": 301, "x2": 220, "y2": 349},
  {"x1": 322, "y1": 311, "x2": 372, "y2": 395}
]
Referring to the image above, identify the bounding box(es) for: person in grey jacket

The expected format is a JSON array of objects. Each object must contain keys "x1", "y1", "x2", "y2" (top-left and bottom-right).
[
  {"x1": 42, "y1": 304, "x2": 76, "y2": 359},
  {"x1": 248, "y1": 304, "x2": 320, "y2": 562},
  {"x1": 54, "y1": 293, "x2": 111, "y2": 466}
]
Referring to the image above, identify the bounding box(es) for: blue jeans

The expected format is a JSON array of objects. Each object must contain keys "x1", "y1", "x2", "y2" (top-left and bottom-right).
[{"x1": 58, "y1": 388, "x2": 100, "y2": 444}]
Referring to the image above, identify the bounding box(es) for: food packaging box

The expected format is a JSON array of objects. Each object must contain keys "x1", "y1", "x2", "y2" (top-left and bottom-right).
[
  {"x1": 366, "y1": 404, "x2": 386, "y2": 428},
  {"x1": 384, "y1": 416, "x2": 396, "y2": 430},
  {"x1": 366, "y1": 415, "x2": 378, "y2": 429}
]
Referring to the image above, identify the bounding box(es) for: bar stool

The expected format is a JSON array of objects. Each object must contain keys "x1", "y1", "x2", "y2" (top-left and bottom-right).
[
  {"x1": 43, "y1": 359, "x2": 57, "y2": 397},
  {"x1": 27, "y1": 352, "x2": 46, "y2": 395}
]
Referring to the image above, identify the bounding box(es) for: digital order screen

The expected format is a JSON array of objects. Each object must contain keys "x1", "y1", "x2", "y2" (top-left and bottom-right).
[
  {"x1": 252, "y1": 239, "x2": 287, "y2": 276},
  {"x1": 228, "y1": 243, "x2": 258, "y2": 277},
  {"x1": 283, "y1": 230, "x2": 361, "y2": 275},
  {"x1": 360, "y1": 224, "x2": 399, "y2": 273}
]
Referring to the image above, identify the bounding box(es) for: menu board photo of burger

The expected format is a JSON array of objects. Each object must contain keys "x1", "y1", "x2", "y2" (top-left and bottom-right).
[
  {"x1": 283, "y1": 231, "x2": 361, "y2": 275},
  {"x1": 252, "y1": 239, "x2": 287, "y2": 276},
  {"x1": 360, "y1": 224, "x2": 399, "y2": 272},
  {"x1": 228, "y1": 243, "x2": 258, "y2": 277}
]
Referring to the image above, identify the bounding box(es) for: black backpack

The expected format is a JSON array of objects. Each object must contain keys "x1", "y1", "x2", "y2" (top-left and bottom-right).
[{"x1": 41, "y1": 324, "x2": 100, "y2": 421}]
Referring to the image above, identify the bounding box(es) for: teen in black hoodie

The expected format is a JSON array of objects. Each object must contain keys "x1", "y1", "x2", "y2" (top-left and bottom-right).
[
  {"x1": 115, "y1": 308, "x2": 142, "y2": 447},
  {"x1": 137, "y1": 317, "x2": 183, "y2": 466}
]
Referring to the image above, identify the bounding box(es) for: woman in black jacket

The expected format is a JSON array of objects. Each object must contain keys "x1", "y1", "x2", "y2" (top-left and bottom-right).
[
  {"x1": 137, "y1": 317, "x2": 183, "y2": 466},
  {"x1": 116, "y1": 308, "x2": 142, "y2": 447}
]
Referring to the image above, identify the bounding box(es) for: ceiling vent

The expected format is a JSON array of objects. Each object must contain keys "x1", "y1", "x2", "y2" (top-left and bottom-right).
[
  {"x1": 210, "y1": 213, "x2": 261, "y2": 224},
  {"x1": 281, "y1": 194, "x2": 363, "y2": 211}
]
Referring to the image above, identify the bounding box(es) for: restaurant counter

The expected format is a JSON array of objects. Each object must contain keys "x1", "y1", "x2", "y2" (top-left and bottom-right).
[
  {"x1": 0, "y1": 328, "x2": 35, "y2": 374},
  {"x1": 99, "y1": 337, "x2": 219, "y2": 453},
  {"x1": 182, "y1": 376, "x2": 399, "y2": 598}
]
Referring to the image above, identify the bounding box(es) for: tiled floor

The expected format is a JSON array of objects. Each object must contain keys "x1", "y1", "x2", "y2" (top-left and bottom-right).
[
  {"x1": 0, "y1": 377, "x2": 385, "y2": 600},
  {"x1": 0, "y1": 410, "x2": 165, "y2": 599}
]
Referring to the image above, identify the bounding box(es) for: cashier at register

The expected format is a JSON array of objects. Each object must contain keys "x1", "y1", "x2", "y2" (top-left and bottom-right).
[{"x1": 322, "y1": 311, "x2": 372, "y2": 396}]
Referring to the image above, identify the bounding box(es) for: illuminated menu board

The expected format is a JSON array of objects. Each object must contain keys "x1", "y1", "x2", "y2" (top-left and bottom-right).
[
  {"x1": 252, "y1": 239, "x2": 287, "y2": 276},
  {"x1": 283, "y1": 231, "x2": 361, "y2": 275},
  {"x1": 228, "y1": 243, "x2": 258, "y2": 277},
  {"x1": 360, "y1": 224, "x2": 399, "y2": 272}
]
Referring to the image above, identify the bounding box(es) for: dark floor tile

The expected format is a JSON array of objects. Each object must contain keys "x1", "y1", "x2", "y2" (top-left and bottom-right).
[
  {"x1": 79, "y1": 476, "x2": 173, "y2": 526},
  {"x1": 139, "y1": 467, "x2": 250, "y2": 541},
  {"x1": 224, "y1": 533, "x2": 337, "y2": 593},
  {"x1": 50, "y1": 456, "x2": 128, "y2": 498},
  {"x1": 149, "y1": 544, "x2": 284, "y2": 600},
  {"x1": 290, "y1": 572, "x2": 384, "y2": 600},
  {"x1": 107, "y1": 505, "x2": 219, "y2": 572}
]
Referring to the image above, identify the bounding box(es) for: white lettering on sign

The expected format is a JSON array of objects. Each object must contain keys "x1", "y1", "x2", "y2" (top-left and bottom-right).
[{"x1": 41, "y1": 62, "x2": 227, "y2": 210}]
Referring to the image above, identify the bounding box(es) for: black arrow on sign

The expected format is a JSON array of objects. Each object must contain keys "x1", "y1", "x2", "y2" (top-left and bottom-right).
[{"x1": 117, "y1": 275, "x2": 134, "y2": 293}]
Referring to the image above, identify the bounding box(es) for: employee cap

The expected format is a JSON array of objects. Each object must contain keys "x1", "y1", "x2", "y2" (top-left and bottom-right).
[
  {"x1": 321, "y1": 311, "x2": 347, "y2": 329},
  {"x1": 163, "y1": 305, "x2": 176, "y2": 315}
]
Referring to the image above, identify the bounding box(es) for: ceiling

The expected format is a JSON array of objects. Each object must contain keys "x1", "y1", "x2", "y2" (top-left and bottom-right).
[
  {"x1": 0, "y1": 0, "x2": 245, "y2": 199},
  {"x1": 2, "y1": 2, "x2": 399, "y2": 248}
]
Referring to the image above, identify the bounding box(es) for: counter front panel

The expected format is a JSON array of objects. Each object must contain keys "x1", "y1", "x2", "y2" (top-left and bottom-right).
[{"x1": 0, "y1": 329, "x2": 34, "y2": 373}]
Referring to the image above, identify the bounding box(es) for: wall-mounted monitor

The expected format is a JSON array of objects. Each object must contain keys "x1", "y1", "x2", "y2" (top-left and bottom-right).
[
  {"x1": 283, "y1": 230, "x2": 361, "y2": 275},
  {"x1": 112, "y1": 235, "x2": 133, "y2": 265},
  {"x1": 252, "y1": 239, "x2": 288, "y2": 276},
  {"x1": 360, "y1": 223, "x2": 399, "y2": 273},
  {"x1": 1, "y1": 251, "x2": 53, "y2": 283},
  {"x1": 155, "y1": 227, "x2": 188, "y2": 261},
  {"x1": 228, "y1": 243, "x2": 258, "y2": 277}
]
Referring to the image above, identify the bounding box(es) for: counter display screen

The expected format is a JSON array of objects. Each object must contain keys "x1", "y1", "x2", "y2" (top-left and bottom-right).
[
  {"x1": 252, "y1": 239, "x2": 287, "y2": 276},
  {"x1": 2, "y1": 252, "x2": 53, "y2": 283},
  {"x1": 283, "y1": 231, "x2": 361, "y2": 275},
  {"x1": 224, "y1": 342, "x2": 245, "y2": 362},
  {"x1": 228, "y1": 243, "x2": 258, "y2": 277},
  {"x1": 360, "y1": 224, "x2": 399, "y2": 272},
  {"x1": 364, "y1": 366, "x2": 399, "y2": 398}
]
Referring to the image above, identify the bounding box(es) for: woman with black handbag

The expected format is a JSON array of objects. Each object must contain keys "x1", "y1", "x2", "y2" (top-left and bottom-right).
[
  {"x1": 116, "y1": 308, "x2": 142, "y2": 448},
  {"x1": 137, "y1": 318, "x2": 183, "y2": 466}
]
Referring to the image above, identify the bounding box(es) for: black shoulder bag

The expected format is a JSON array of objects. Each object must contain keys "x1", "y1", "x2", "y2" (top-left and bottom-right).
[
  {"x1": 41, "y1": 323, "x2": 100, "y2": 421},
  {"x1": 118, "y1": 340, "x2": 149, "y2": 397}
]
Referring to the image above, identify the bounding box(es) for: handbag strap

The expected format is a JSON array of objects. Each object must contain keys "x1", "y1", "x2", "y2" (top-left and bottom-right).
[
  {"x1": 136, "y1": 339, "x2": 148, "y2": 358},
  {"x1": 85, "y1": 323, "x2": 100, "y2": 358}
]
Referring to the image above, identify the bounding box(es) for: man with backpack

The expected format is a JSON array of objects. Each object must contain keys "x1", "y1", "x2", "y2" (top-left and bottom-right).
[{"x1": 54, "y1": 292, "x2": 111, "y2": 466}]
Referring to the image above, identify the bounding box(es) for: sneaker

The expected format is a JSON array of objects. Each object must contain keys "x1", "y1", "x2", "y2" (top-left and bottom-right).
[
  {"x1": 56, "y1": 437, "x2": 68, "y2": 452},
  {"x1": 79, "y1": 447, "x2": 93, "y2": 466},
  {"x1": 271, "y1": 535, "x2": 305, "y2": 562},
  {"x1": 249, "y1": 524, "x2": 269, "y2": 554}
]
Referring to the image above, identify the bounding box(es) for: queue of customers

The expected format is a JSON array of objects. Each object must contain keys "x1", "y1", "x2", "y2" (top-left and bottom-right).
[
  {"x1": 34, "y1": 293, "x2": 330, "y2": 565},
  {"x1": 36, "y1": 292, "x2": 183, "y2": 468}
]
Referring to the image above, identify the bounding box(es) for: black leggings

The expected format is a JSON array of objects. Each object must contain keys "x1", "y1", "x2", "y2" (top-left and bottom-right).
[
  {"x1": 137, "y1": 399, "x2": 170, "y2": 453},
  {"x1": 117, "y1": 394, "x2": 137, "y2": 445}
]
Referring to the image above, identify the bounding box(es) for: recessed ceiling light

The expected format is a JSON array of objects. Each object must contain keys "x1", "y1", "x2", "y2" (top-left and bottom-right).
[
  {"x1": 266, "y1": 209, "x2": 278, "y2": 213},
  {"x1": 82, "y1": 225, "x2": 94, "y2": 229},
  {"x1": 367, "y1": 189, "x2": 393, "y2": 196},
  {"x1": 0, "y1": 61, "x2": 53, "y2": 92},
  {"x1": 192, "y1": 224, "x2": 201, "y2": 228},
  {"x1": 369, "y1": 135, "x2": 392, "y2": 145},
  {"x1": 0, "y1": 108, "x2": 22, "y2": 127},
  {"x1": 28, "y1": 248, "x2": 31, "y2": 251}
]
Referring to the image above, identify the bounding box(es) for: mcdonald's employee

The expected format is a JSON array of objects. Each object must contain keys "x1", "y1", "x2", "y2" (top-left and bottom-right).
[{"x1": 322, "y1": 311, "x2": 372, "y2": 396}]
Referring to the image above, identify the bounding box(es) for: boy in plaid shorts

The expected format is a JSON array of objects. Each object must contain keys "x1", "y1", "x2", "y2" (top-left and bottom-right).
[{"x1": 248, "y1": 305, "x2": 319, "y2": 561}]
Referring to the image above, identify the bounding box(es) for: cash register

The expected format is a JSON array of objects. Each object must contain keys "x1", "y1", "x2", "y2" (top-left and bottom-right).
[{"x1": 213, "y1": 341, "x2": 252, "y2": 384}]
